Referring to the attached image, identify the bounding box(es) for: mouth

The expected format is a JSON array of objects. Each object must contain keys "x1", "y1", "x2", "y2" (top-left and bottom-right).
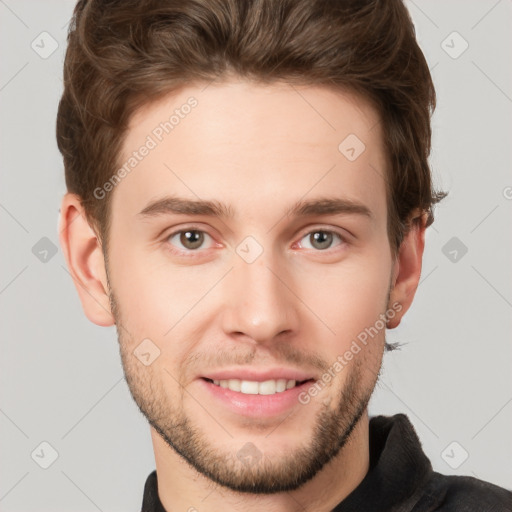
[
  {"x1": 202, "y1": 377, "x2": 315, "y2": 396},
  {"x1": 197, "y1": 367, "x2": 318, "y2": 417},
  {"x1": 198, "y1": 376, "x2": 316, "y2": 417}
]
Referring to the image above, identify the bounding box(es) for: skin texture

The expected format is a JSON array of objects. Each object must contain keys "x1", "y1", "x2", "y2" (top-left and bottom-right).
[{"x1": 59, "y1": 79, "x2": 426, "y2": 512}]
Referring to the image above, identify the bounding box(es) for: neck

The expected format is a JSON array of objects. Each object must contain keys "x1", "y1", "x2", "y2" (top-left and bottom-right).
[{"x1": 151, "y1": 409, "x2": 370, "y2": 512}]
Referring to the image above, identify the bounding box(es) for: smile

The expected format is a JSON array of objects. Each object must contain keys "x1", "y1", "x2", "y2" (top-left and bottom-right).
[{"x1": 204, "y1": 378, "x2": 312, "y2": 395}]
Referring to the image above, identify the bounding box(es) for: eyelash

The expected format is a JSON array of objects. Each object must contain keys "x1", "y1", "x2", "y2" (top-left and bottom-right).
[{"x1": 163, "y1": 225, "x2": 348, "y2": 257}]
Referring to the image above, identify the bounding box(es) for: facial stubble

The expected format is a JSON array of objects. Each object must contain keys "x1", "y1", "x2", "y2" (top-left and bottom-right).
[{"x1": 109, "y1": 303, "x2": 384, "y2": 494}]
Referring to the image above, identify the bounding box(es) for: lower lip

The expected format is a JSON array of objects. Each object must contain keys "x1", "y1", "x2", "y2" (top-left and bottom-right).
[{"x1": 197, "y1": 378, "x2": 315, "y2": 418}]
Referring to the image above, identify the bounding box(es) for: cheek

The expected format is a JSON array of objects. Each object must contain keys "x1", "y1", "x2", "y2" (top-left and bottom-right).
[
  {"x1": 300, "y1": 257, "x2": 390, "y2": 404},
  {"x1": 108, "y1": 243, "x2": 218, "y2": 375},
  {"x1": 298, "y1": 252, "x2": 391, "y2": 351},
  {"x1": 107, "y1": 243, "x2": 183, "y2": 337}
]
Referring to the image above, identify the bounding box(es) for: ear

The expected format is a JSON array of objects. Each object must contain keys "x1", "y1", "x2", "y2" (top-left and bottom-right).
[
  {"x1": 387, "y1": 212, "x2": 427, "y2": 329},
  {"x1": 58, "y1": 193, "x2": 114, "y2": 326}
]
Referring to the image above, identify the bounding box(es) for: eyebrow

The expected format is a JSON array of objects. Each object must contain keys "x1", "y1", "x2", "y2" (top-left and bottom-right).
[{"x1": 137, "y1": 195, "x2": 372, "y2": 220}]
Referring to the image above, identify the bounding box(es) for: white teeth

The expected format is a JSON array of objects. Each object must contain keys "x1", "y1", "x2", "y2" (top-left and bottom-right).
[
  {"x1": 227, "y1": 378, "x2": 241, "y2": 392},
  {"x1": 210, "y1": 378, "x2": 300, "y2": 395},
  {"x1": 275, "y1": 379, "x2": 287, "y2": 392},
  {"x1": 258, "y1": 380, "x2": 276, "y2": 395}
]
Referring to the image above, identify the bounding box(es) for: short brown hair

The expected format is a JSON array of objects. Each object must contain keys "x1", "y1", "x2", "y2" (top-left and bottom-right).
[{"x1": 56, "y1": 0, "x2": 446, "y2": 255}]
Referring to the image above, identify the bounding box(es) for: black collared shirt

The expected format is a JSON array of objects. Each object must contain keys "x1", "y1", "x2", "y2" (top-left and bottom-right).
[{"x1": 141, "y1": 413, "x2": 512, "y2": 511}]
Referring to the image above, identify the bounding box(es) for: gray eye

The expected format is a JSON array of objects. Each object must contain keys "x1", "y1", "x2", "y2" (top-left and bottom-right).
[
  {"x1": 169, "y1": 230, "x2": 212, "y2": 251},
  {"x1": 300, "y1": 231, "x2": 341, "y2": 251}
]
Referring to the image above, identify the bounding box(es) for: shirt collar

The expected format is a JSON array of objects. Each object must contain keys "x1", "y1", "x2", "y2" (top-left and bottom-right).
[{"x1": 332, "y1": 413, "x2": 433, "y2": 511}]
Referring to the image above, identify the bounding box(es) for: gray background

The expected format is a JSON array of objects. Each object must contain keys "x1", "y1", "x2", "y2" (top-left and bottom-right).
[{"x1": 1, "y1": 0, "x2": 511, "y2": 510}]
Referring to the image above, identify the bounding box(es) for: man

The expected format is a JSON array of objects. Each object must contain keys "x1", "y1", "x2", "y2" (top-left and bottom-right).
[{"x1": 57, "y1": 0, "x2": 512, "y2": 510}]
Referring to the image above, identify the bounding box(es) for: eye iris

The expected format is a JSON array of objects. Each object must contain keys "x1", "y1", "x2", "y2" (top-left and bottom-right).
[
  {"x1": 310, "y1": 231, "x2": 332, "y2": 250},
  {"x1": 180, "y1": 230, "x2": 204, "y2": 249}
]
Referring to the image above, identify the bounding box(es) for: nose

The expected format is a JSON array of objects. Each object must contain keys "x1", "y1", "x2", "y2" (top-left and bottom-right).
[{"x1": 220, "y1": 247, "x2": 300, "y2": 345}]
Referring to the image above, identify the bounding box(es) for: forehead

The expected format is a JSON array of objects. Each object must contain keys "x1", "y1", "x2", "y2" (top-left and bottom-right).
[{"x1": 112, "y1": 79, "x2": 388, "y2": 225}]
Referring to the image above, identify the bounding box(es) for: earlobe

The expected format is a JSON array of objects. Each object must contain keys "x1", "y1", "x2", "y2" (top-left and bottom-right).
[
  {"x1": 387, "y1": 213, "x2": 427, "y2": 329},
  {"x1": 58, "y1": 193, "x2": 114, "y2": 327}
]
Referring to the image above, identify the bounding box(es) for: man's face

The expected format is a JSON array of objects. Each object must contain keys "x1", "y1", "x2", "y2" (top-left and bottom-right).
[{"x1": 106, "y1": 80, "x2": 394, "y2": 493}]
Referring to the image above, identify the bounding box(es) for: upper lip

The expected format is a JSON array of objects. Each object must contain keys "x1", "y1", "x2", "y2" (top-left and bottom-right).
[{"x1": 200, "y1": 367, "x2": 317, "y2": 383}]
